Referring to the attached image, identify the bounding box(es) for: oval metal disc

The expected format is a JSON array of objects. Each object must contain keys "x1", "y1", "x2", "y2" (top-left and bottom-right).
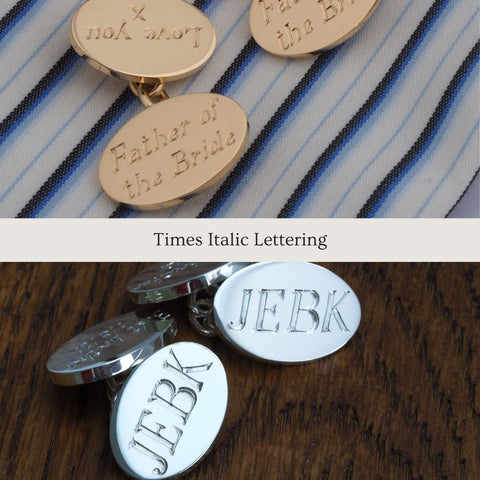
[
  {"x1": 213, "y1": 262, "x2": 361, "y2": 363},
  {"x1": 71, "y1": 0, "x2": 216, "y2": 82},
  {"x1": 250, "y1": 0, "x2": 381, "y2": 57},
  {"x1": 110, "y1": 342, "x2": 228, "y2": 480},
  {"x1": 47, "y1": 312, "x2": 177, "y2": 385},
  {"x1": 127, "y1": 262, "x2": 251, "y2": 304},
  {"x1": 98, "y1": 93, "x2": 248, "y2": 209}
]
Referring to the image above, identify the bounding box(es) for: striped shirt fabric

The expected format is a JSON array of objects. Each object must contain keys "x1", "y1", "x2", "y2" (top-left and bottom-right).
[{"x1": 0, "y1": 0, "x2": 478, "y2": 218}]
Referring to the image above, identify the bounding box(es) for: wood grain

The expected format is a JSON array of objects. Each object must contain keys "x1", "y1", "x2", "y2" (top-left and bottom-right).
[{"x1": 0, "y1": 263, "x2": 478, "y2": 480}]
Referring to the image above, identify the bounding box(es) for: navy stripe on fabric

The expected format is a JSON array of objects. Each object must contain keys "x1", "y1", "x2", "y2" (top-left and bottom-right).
[
  {"x1": 109, "y1": 37, "x2": 260, "y2": 218},
  {"x1": 211, "y1": 37, "x2": 259, "y2": 94},
  {"x1": 0, "y1": 47, "x2": 77, "y2": 146},
  {"x1": 277, "y1": 0, "x2": 449, "y2": 218},
  {"x1": 357, "y1": 40, "x2": 480, "y2": 218},
  {"x1": 16, "y1": 88, "x2": 134, "y2": 218},
  {"x1": 197, "y1": 49, "x2": 336, "y2": 218},
  {"x1": 0, "y1": 0, "x2": 37, "y2": 43}
]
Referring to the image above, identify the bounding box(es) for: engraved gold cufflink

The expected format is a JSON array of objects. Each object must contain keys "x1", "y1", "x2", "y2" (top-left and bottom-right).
[
  {"x1": 249, "y1": 0, "x2": 382, "y2": 57},
  {"x1": 71, "y1": 0, "x2": 248, "y2": 209}
]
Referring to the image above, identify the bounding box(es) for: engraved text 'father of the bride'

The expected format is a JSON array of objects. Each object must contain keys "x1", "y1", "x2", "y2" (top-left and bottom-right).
[
  {"x1": 99, "y1": 94, "x2": 248, "y2": 209},
  {"x1": 250, "y1": 0, "x2": 381, "y2": 57}
]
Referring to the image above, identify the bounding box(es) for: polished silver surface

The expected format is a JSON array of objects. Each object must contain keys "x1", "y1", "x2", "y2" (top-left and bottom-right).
[
  {"x1": 127, "y1": 262, "x2": 250, "y2": 304},
  {"x1": 47, "y1": 311, "x2": 177, "y2": 386},
  {"x1": 213, "y1": 262, "x2": 361, "y2": 363},
  {"x1": 110, "y1": 342, "x2": 228, "y2": 480}
]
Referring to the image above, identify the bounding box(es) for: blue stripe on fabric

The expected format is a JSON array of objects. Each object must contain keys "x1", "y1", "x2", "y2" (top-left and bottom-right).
[
  {"x1": 0, "y1": 0, "x2": 38, "y2": 44},
  {"x1": 0, "y1": 52, "x2": 79, "y2": 152},
  {"x1": 179, "y1": 4, "x2": 252, "y2": 97},
  {"x1": 21, "y1": 0, "x2": 211, "y2": 217},
  {"x1": 27, "y1": 94, "x2": 135, "y2": 217},
  {"x1": 166, "y1": 55, "x2": 291, "y2": 219},
  {"x1": 80, "y1": 191, "x2": 105, "y2": 217},
  {"x1": 367, "y1": 53, "x2": 479, "y2": 217},
  {"x1": 250, "y1": 1, "x2": 415, "y2": 217},
  {"x1": 0, "y1": 1, "x2": 83, "y2": 95},
  {"x1": 197, "y1": 50, "x2": 335, "y2": 218},
  {"x1": 416, "y1": 120, "x2": 479, "y2": 217},
  {"x1": 373, "y1": 59, "x2": 478, "y2": 218},
  {"x1": 279, "y1": 0, "x2": 450, "y2": 218},
  {"x1": 39, "y1": 97, "x2": 142, "y2": 217},
  {"x1": 328, "y1": 9, "x2": 479, "y2": 217},
  {"x1": 0, "y1": 77, "x2": 109, "y2": 205}
]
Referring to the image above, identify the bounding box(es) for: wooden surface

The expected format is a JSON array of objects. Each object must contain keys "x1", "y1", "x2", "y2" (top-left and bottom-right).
[{"x1": 0, "y1": 263, "x2": 478, "y2": 480}]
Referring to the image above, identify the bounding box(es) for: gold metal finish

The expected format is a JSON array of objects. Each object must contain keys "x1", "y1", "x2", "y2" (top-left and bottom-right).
[
  {"x1": 99, "y1": 93, "x2": 249, "y2": 209},
  {"x1": 71, "y1": 0, "x2": 217, "y2": 82},
  {"x1": 249, "y1": 0, "x2": 382, "y2": 57},
  {"x1": 129, "y1": 80, "x2": 169, "y2": 108}
]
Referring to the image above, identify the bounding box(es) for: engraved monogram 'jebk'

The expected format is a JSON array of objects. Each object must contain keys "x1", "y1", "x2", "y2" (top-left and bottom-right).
[{"x1": 110, "y1": 342, "x2": 228, "y2": 479}]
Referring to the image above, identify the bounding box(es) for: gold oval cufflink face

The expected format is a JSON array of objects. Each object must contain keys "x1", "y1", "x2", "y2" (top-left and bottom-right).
[
  {"x1": 249, "y1": 0, "x2": 381, "y2": 57},
  {"x1": 71, "y1": 0, "x2": 217, "y2": 82},
  {"x1": 99, "y1": 94, "x2": 249, "y2": 209}
]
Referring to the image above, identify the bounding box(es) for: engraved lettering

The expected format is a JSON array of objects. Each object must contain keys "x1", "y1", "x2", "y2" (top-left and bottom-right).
[
  {"x1": 321, "y1": 290, "x2": 351, "y2": 332},
  {"x1": 114, "y1": 21, "x2": 132, "y2": 40},
  {"x1": 189, "y1": 26, "x2": 203, "y2": 48},
  {"x1": 141, "y1": 135, "x2": 153, "y2": 156},
  {"x1": 153, "y1": 172, "x2": 162, "y2": 186},
  {"x1": 172, "y1": 150, "x2": 189, "y2": 176},
  {"x1": 144, "y1": 26, "x2": 203, "y2": 47},
  {"x1": 103, "y1": 27, "x2": 115, "y2": 39},
  {"x1": 155, "y1": 26, "x2": 170, "y2": 40},
  {"x1": 276, "y1": 19, "x2": 314, "y2": 50},
  {"x1": 131, "y1": 5, "x2": 147, "y2": 21},
  {"x1": 288, "y1": 289, "x2": 320, "y2": 332},
  {"x1": 127, "y1": 346, "x2": 216, "y2": 476},
  {"x1": 86, "y1": 26, "x2": 101, "y2": 40},
  {"x1": 124, "y1": 179, "x2": 135, "y2": 199},
  {"x1": 171, "y1": 130, "x2": 235, "y2": 178},
  {"x1": 228, "y1": 289, "x2": 253, "y2": 331},
  {"x1": 134, "y1": 409, "x2": 183, "y2": 454},
  {"x1": 111, "y1": 143, "x2": 126, "y2": 174},
  {"x1": 225, "y1": 132, "x2": 236, "y2": 145},
  {"x1": 163, "y1": 349, "x2": 212, "y2": 392},
  {"x1": 258, "y1": 0, "x2": 274, "y2": 25},
  {"x1": 255, "y1": 289, "x2": 285, "y2": 332},
  {"x1": 113, "y1": 120, "x2": 190, "y2": 174},
  {"x1": 228, "y1": 289, "x2": 353, "y2": 334},
  {"x1": 129, "y1": 437, "x2": 168, "y2": 475},
  {"x1": 87, "y1": 22, "x2": 131, "y2": 40},
  {"x1": 304, "y1": 18, "x2": 313, "y2": 34},
  {"x1": 199, "y1": 98, "x2": 218, "y2": 125},
  {"x1": 150, "y1": 380, "x2": 197, "y2": 425},
  {"x1": 135, "y1": 172, "x2": 151, "y2": 194},
  {"x1": 129, "y1": 148, "x2": 142, "y2": 164},
  {"x1": 171, "y1": 27, "x2": 184, "y2": 40},
  {"x1": 66, "y1": 321, "x2": 147, "y2": 369},
  {"x1": 318, "y1": 0, "x2": 355, "y2": 23}
]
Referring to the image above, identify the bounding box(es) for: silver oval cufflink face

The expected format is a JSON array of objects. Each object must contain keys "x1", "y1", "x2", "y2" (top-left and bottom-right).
[
  {"x1": 127, "y1": 262, "x2": 250, "y2": 304},
  {"x1": 213, "y1": 262, "x2": 361, "y2": 363},
  {"x1": 110, "y1": 342, "x2": 228, "y2": 480},
  {"x1": 47, "y1": 311, "x2": 177, "y2": 386}
]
